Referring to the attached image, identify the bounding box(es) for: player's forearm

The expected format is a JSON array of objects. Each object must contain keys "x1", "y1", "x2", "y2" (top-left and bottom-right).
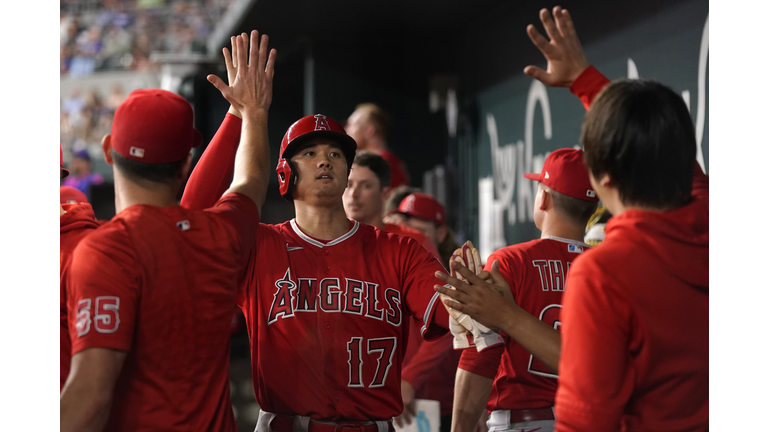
[
  {"x1": 499, "y1": 306, "x2": 561, "y2": 373},
  {"x1": 226, "y1": 108, "x2": 270, "y2": 210},
  {"x1": 60, "y1": 380, "x2": 113, "y2": 432},
  {"x1": 452, "y1": 369, "x2": 493, "y2": 432},
  {"x1": 181, "y1": 113, "x2": 242, "y2": 210}
]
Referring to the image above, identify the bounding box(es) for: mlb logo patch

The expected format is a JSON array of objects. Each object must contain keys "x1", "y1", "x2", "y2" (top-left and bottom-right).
[
  {"x1": 176, "y1": 220, "x2": 191, "y2": 231},
  {"x1": 586, "y1": 190, "x2": 596, "y2": 198},
  {"x1": 130, "y1": 147, "x2": 145, "y2": 158},
  {"x1": 568, "y1": 244, "x2": 584, "y2": 254}
]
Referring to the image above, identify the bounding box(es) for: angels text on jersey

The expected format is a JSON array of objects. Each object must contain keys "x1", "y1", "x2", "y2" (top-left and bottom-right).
[{"x1": 268, "y1": 268, "x2": 402, "y2": 327}]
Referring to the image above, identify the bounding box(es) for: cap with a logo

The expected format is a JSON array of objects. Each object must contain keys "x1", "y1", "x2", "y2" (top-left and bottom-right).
[
  {"x1": 398, "y1": 193, "x2": 446, "y2": 225},
  {"x1": 60, "y1": 185, "x2": 88, "y2": 204},
  {"x1": 60, "y1": 146, "x2": 70, "y2": 179},
  {"x1": 111, "y1": 89, "x2": 202, "y2": 163},
  {"x1": 523, "y1": 148, "x2": 598, "y2": 202}
]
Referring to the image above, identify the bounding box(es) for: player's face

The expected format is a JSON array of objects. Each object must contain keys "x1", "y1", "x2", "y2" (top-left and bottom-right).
[
  {"x1": 343, "y1": 164, "x2": 384, "y2": 224},
  {"x1": 404, "y1": 216, "x2": 439, "y2": 247},
  {"x1": 290, "y1": 139, "x2": 348, "y2": 201}
]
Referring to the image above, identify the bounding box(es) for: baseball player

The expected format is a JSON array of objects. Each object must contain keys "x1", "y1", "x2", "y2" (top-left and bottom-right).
[
  {"x1": 345, "y1": 103, "x2": 411, "y2": 188},
  {"x1": 182, "y1": 110, "x2": 451, "y2": 429},
  {"x1": 438, "y1": 6, "x2": 708, "y2": 431},
  {"x1": 60, "y1": 147, "x2": 100, "y2": 391},
  {"x1": 61, "y1": 31, "x2": 274, "y2": 431},
  {"x1": 343, "y1": 150, "x2": 439, "y2": 259},
  {"x1": 182, "y1": 79, "x2": 453, "y2": 430},
  {"x1": 341, "y1": 150, "x2": 457, "y2": 430},
  {"x1": 440, "y1": 148, "x2": 598, "y2": 432},
  {"x1": 396, "y1": 192, "x2": 464, "y2": 267}
]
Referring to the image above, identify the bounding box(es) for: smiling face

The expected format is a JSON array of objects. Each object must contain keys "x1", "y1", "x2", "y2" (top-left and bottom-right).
[{"x1": 290, "y1": 138, "x2": 349, "y2": 202}]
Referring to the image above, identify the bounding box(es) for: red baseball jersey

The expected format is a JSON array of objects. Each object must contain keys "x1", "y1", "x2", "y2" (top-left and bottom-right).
[
  {"x1": 60, "y1": 203, "x2": 100, "y2": 390},
  {"x1": 67, "y1": 193, "x2": 258, "y2": 432},
  {"x1": 378, "y1": 149, "x2": 410, "y2": 188},
  {"x1": 555, "y1": 169, "x2": 709, "y2": 432},
  {"x1": 459, "y1": 237, "x2": 591, "y2": 410},
  {"x1": 237, "y1": 219, "x2": 449, "y2": 421}
]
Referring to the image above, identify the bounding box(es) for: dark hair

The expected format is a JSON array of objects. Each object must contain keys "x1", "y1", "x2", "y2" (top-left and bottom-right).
[
  {"x1": 544, "y1": 185, "x2": 599, "y2": 227},
  {"x1": 112, "y1": 149, "x2": 186, "y2": 184},
  {"x1": 356, "y1": 103, "x2": 391, "y2": 138},
  {"x1": 384, "y1": 185, "x2": 420, "y2": 214},
  {"x1": 352, "y1": 151, "x2": 392, "y2": 189},
  {"x1": 581, "y1": 79, "x2": 696, "y2": 209}
]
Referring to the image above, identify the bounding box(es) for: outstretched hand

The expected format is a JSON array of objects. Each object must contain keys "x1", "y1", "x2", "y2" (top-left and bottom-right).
[
  {"x1": 523, "y1": 6, "x2": 589, "y2": 88},
  {"x1": 208, "y1": 30, "x2": 276, "y2": 116},
  {"x1": 434, "y1": 260, "x2": 519, "y2": 331}
]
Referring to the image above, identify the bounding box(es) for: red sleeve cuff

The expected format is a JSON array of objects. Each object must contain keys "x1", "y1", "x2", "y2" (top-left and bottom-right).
[
  {"x1": 458, "y1": 343, "x2": 503, "y2": 380},
  {"x1": 570, "y1": 66, "x2": 611, "y2": 111},
  {"x1": 421, "y1": 295, "x2": 450, "y2": 341}
]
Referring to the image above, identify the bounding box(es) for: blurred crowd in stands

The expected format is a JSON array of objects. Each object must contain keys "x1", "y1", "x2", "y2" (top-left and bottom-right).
[
  {"x1": 60, "y1": 0, "x2": 234, "y2": 77},
  {"x1": 61, "y1": 84, "x2": 123, "y2": 175}
]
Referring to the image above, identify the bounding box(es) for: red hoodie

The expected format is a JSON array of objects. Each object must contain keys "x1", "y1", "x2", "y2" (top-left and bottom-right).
[
  {"x1": 555, "y1": 169, "x2": 709, "y2": 432},
  {"x1": 60, "y1": 203, "x2": 101, "y2": 390}
]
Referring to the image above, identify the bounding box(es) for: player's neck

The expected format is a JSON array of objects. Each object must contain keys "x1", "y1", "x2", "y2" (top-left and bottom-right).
[
  {"x1": 539, "y1": 221, "x2": 587, "y2": 243},
  {"x1": 294, "y1": 202, "x2": 351, "y2": 240},
  {"x1": 113, "y1": 174, "x2": 180, "y2": 213},
  {"x1": 365, "y1": 138, "x2": 387, "y2": 152}
]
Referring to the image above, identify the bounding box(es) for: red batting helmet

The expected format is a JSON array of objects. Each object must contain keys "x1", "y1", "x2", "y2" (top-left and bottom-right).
[{"x1": 276, "y1": 114, "x2": 357, "y2": 200}]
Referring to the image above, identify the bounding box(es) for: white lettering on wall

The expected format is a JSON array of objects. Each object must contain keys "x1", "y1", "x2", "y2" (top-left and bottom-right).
[{"x1": 478, "y1": 15, "x2": 709, "y2": 260}]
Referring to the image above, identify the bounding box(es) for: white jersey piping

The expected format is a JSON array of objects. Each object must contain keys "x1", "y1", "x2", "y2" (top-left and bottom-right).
[{"x1": 289, "y1": 219, "x2": 360, "y2": 249}]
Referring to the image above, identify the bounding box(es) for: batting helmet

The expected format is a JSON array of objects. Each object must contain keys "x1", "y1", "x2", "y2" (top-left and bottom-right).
[{"x1": 276, "y1": 114, "x2": 357, "y2": 200}]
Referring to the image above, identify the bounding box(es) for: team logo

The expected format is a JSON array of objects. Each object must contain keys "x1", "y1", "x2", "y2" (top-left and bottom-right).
[
  {"x1": 314, "y1": 114, "x2": 332, "y2": 131},
  {"x1": 586, "y1": 190, "x2": 596, "y2": 198},
  {"x1": 176, "y1": 220, "x2": 191, "y2": 231},
  {"x1": 544, "y1": 171, "x2": 550, "y2": 179},
  {"x1": 129, "y1": 146, "x2": 145, "y2": 158},
  {"x1": 401, "y1": 195, "x2": 415, "y2": 212},
  {"x1": 567, "y1": 244, "x2": 583, "y2": 254}
]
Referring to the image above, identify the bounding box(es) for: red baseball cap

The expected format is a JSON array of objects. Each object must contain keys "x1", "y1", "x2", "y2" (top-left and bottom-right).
[
  {"x1": 60, "y1": 146, "x2": 69, "y2": 179},
  {"x1": 523, "y1": 148, "x2": 598, "y2": 202},
  {"x1": 111, "y1": 89, "x2": 202, "y2": 163},
  {"x1": 60, "y1": 186, "x2": 88, "y2": 204},
  {"x1": 398, "y1": 193, "x2": 446, "y2": 225}
]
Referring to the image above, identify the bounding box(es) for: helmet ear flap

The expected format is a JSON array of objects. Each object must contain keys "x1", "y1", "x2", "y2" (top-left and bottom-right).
[{"x1": 276, "y1": 158, "x2": 298, "y2": 201}]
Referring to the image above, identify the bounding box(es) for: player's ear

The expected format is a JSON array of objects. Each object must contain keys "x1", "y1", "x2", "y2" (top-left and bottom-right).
[
  {"x1": 589, "y1": 171, "x2": 614, "y2": 190},
  {"x1": 101, "y1": 135, "x2": 114, "y2": 165},
  {"x1": 538, "y1": 187, "x2": 550, "y2": 211},
  {"x1": 381, "y1": 186, "x2": 392, "y2": 202}
]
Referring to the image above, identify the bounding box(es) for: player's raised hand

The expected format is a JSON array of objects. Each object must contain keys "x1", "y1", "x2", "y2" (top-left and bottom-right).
[
  {"x1": 434, "y1": 260, "x2": 518, "y2": 331},
  {"x1": 208, "y1": 30, "x2": 276, "y2": 116},
  {"x1": 222, "y1": 33, "x2": 246, "y2": 118},
  {"x1": 523, "y1": 6, "x2": 589, "y2": 88}
]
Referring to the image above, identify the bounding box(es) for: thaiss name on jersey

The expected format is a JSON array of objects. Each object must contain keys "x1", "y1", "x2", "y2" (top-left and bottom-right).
[{"x1": 267, "y1": 268, "x2": 402, "y2": 326}]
